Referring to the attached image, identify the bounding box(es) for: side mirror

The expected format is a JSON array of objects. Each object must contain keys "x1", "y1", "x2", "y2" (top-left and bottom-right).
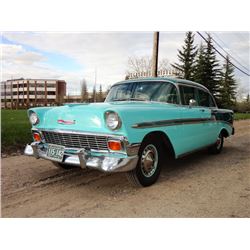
[{"x1": 189, "y1": 99, "x2": 197, "y2": 108}]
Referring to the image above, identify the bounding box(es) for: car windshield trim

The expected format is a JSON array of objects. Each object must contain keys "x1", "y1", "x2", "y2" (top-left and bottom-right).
[{"x1": 112, "y1": 98, "x2": 146, "y2": 102}]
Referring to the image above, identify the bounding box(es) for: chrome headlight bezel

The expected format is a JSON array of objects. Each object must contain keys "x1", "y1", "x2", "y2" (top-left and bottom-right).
[
  {"x1": 105, "y1": 111, "x2": 122, "y2": 130},
  {"x1": 29, "y1": 111, "x2": 39, "y2": 125}
]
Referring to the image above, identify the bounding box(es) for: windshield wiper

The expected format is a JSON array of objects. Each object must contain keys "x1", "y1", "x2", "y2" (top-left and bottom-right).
[{"x1": 112, "y1": 98, "x2": 147, "y2": 102}]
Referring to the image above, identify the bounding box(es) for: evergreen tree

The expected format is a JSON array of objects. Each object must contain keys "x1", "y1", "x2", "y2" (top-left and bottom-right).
[
  {"x1": 171, "y1": 31, "x2": 197, "y2": 80},
  {"x1": 219, "y1": 55, "x2": 237, "y2": 108},
  {"x1": 203, "y1": 34, "x2": 221, "y2": 96},
  {"x1": 246, "y1": 93, "x2": 250, "y2": 103},
  {"x1": 193, "y1": 43, "x2": 206, "y2": 84},
  {"x1": 92, "y1": 85, "x2": 96, "y2": 102},
  {"x1": 97, "y1": 84, "x2": 103, "y2": 102},
  {"x1": 194, "y1": 34, "x2": 221, "y2": 96},
  {"x1": 81, "y1": 79, "x2": 88, "y2": 102}
]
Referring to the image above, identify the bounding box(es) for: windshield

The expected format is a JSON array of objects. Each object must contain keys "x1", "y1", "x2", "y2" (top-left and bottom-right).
[{"x1": 105, "y1": 81, "x2": 179, "y2": 104}]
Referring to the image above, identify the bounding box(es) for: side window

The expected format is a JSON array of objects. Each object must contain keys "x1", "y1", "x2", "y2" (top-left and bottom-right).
[
  {"x1": 179, "y1": 85, "x2": 198, "y2": 105},
  {"x1": 197, "y1": 89, "x2": 216, "y2": 107},
  {"x1": 209, "y1": 95, "x2": 216, "y2": 107},
  {"x1": 197, "y1": 89, "x2": 210, "y2": 107}
]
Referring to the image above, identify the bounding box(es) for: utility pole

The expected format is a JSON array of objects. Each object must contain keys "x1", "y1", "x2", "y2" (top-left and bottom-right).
[{"x1": 152, "y1": 31, "x2": 159, "y2": 77}]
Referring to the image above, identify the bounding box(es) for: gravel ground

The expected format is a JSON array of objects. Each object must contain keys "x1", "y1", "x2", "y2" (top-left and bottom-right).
[{"x1": 1, "y1": 120, "x2": 250, "y2": 218}]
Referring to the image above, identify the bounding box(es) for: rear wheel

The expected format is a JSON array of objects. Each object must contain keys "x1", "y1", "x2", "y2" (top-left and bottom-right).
[
  {"x1": 126, "y1": 137, "x2": 163, "y2": 187},
  {"x1": 208, "y1": 132, "x2": 224, "y2": 154},
  {"x1": 52, "y1": 162, "x2": 78, "y2": 170}
]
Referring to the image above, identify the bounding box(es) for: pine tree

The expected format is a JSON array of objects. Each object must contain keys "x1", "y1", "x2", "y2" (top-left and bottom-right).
[
  {"x1": 171, "y1": 31, "x2": 197, "y2": 80},
  {"x1": 204, "y1": 34, "x2": 221, "y2": 95},
  {"x1": 97, "y1": 84, "x2": 103, "y2": 102},
  {"x1": 81, "y1": 79, "x2": 88, "y2": 102},
  {"x1": 246, "y1": 94, "x2": 250, "y2": 103},
  {"x1": 219, "y1": 55, "x2": 237, "y2": 108},
  {"x1": 194, "y1": 34, "x2": 221, "y2": 97},
  {"x1": 92, "y1": 85, "x2": 96, "y2": 102},
  {"x1": 193, "y1": 43, "x2": 206, "y2": 84}
]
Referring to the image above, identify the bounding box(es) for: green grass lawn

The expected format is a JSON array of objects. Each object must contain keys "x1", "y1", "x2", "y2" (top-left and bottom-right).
[
  {"x1": 1, "y1": 109, "x2": 32, "y2": 154},
  {"x1": 1, "y1": 109, "x2": 250, "y2": 154},
  {"x1": 234, "y1": 113, "x2": 250, "y2": 120}
]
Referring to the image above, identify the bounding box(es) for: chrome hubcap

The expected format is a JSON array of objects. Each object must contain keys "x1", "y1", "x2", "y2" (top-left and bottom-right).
[
  {"x1": 141, "y1": 144, "x2": 158, "y2": 178},
  {"x1": 216, "y1": 136, "x2": 222, "y2": 149}
]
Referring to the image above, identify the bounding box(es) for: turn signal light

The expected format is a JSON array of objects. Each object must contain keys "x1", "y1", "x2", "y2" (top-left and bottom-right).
[
  {"x1": 33, "y1": 132, "x2": 41, "y2": 142},
  {"x1": 108, "y1": 140, "x2": 122, "y2": 151}
]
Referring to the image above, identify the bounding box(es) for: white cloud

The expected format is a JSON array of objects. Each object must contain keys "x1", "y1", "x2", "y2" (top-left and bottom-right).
[
  {"x1": 2, "y1": 44, "x2": 45, "y2": 65},
  {"x1": 2, "y1": 32, "x2": 250, "y2": 94}
]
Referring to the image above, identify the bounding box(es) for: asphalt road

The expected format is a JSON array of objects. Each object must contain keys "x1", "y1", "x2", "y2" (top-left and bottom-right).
[{"x1": 1, "y1": 120, "x2": 250, "y2": 217}]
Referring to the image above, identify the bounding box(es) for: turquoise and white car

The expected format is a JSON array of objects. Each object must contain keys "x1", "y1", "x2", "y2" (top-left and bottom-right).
[{"x1": 24, "y1": 77, "x2": 234, "y2": 187}]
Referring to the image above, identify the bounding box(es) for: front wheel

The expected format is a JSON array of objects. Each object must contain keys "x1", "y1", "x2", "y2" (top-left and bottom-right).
[
  {"x1": 126, "y1": 138, "x2": 163, "y2": 187},
  {"x1": 208, "y1": 132, "x2": 224, "y2": 154}
]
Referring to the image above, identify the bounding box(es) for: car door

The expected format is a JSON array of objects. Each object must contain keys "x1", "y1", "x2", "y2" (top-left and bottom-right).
[
  {"x1": 196, "y1": 88, "x2": 218, "y2": 144},
  {"x1": 178, "y1": 85, "x2": 213, "y2": 154}
]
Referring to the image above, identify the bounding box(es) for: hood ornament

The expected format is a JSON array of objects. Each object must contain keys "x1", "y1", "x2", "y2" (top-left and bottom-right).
[{"x1": 57, "y1": 119, "x2": 76, "y2": 125}]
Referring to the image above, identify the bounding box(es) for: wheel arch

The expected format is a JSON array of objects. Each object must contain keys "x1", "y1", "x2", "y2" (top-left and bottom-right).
[
  {"x1": 141, "y1": 130, "x2": 176, "y2": 159},
  {"x1": 220, "y1": 127, "x2": 230, "y2": 138}
]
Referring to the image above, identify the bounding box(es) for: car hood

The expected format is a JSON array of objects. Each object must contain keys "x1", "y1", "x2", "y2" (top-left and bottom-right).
[{"x1": 31, "y1": 101, "x2": 180, "y2": 135}]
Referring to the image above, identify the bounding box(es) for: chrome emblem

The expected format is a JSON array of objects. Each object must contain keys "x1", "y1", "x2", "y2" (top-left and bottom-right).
[{"x1": 57, "y1": 119, "x2": 76, "y2": 125}]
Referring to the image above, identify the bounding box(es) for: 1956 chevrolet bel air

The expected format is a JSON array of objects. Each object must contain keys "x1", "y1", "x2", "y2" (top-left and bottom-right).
[{"x1": 24, "y1": 77, "x2": 234, "y2": 187}]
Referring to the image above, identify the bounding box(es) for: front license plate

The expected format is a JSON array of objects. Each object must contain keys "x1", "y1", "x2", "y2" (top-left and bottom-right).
[{"x1": 46, "y1": 144, "x2": 65, "y2": 162}]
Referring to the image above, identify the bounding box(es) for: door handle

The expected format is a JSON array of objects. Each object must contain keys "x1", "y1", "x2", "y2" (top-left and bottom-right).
[{"x1": 200, "y1": 109, "x2": 205, "y2": 112}]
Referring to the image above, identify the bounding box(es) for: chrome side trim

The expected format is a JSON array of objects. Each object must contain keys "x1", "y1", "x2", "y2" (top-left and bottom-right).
[{"x1": 132, "y1": 117, "x2": 215, "y2": 129}]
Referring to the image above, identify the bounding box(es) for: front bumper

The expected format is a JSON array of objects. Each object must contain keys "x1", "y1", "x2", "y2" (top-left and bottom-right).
[{"x1": 24, "y1": 142, "x2": 139, "y2": 173}]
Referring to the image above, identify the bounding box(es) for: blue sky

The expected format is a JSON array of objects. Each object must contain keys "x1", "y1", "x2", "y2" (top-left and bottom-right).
[
  {"x1": 1, "y1": 32, "x2": 249, "y2": 97},
  {"x1": 2, "y1": 35, "x2": 82, "y2": 72}
]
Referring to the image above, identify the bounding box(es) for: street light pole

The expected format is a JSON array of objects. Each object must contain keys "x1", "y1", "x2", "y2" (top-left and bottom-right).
[{"x1": 152, "y1": 31, "x2": 159, "y2": 77}]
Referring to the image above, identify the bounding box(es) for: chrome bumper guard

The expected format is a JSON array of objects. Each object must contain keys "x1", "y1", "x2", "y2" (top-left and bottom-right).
[{"x1": 24, "y1": 142, "x2": 139, "y2": 173}]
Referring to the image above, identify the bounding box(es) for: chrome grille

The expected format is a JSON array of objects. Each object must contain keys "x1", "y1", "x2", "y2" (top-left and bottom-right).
[{"x1": 42, "y1": 131, "x2": 108, "y2": 151}]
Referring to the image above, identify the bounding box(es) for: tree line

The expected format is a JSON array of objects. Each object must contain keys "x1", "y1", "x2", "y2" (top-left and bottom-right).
[
  {"x1": 80, "y1": 79, "x2": 110, "y2": 102},
  {"x1": 171, "y1": 31, "x2": 237, "y2": 109}
]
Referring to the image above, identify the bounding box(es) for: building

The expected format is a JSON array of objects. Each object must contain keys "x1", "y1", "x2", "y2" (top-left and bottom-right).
[
  {"x1": 1, "y1": 79, "x2": 66, "y2": 109},
  {"x1": 126, "y1": 69, "x2": 183, "y2": 80},
  {"x1": 64, "y1": 92, "x2": 107, "y2": 103}
]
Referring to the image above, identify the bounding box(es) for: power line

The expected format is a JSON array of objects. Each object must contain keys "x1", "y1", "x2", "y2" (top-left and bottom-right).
[
  {"x1": 198, "y1": 31, "x2": 250, "y2": 76},
  {"x1": 209, "y1": 32, "x2": 250, "y2": 72},
  {"x1": 196, "y1": 31, "x2": 250, "y2": 77},
  {"x1": 213, "y1": 33, "x2": 249, "y2": 66}
]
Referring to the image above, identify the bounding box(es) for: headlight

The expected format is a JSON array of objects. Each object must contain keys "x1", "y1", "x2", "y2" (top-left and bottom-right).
[
  {"x1": 105, "y1": 111, "x2": 122, "y2": 130},
  {"x1": 29, "y1": 111, "x2": 39, "y2": 125}
]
